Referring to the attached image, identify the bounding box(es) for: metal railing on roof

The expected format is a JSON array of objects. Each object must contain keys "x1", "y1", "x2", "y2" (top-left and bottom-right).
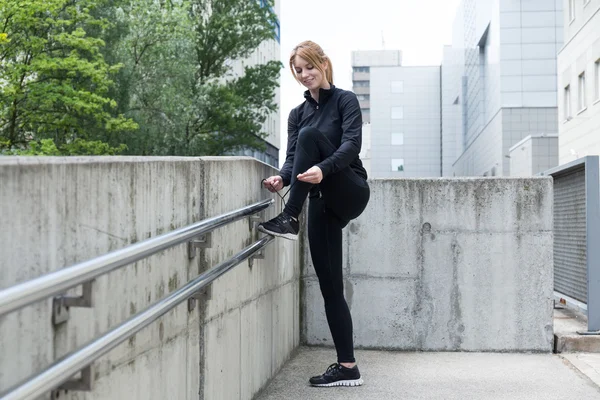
[{"x1": 0, "y1": 199, "x2": 274, "y2": 400}]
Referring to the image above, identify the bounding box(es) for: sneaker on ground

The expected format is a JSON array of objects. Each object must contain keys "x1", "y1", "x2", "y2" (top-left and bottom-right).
[
  {"x1": 257, "y1": 212, "x2": 299, "y2": 240},
  {"x1": 309, "y1": 363, "x2": 363, "y2": 387}
]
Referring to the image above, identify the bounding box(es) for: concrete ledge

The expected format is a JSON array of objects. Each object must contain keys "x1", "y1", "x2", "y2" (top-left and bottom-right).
[{"x1": 554, "y1": 307, "x2": 600, "y2": 353}]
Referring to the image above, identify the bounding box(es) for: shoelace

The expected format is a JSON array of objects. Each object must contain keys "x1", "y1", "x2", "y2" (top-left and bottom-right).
[
  {"x1": 323, "y1": 363, "x2": 341, "y2": 377},
  {"x1": 261, "y1": 178, "x2": 299, "y2": 210}
]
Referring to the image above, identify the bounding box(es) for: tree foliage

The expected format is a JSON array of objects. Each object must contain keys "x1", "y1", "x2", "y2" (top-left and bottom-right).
[
  {"x1": 0, "y1": 0, "x2": 282, "y2": 156},
  {"x1": 0, "y1": 0, "x2": 137, "y2": 152}
]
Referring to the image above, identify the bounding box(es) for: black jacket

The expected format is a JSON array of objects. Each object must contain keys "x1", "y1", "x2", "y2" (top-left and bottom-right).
[{"x1": 279, "y1": 85, "x2": 367, "y2": 186}]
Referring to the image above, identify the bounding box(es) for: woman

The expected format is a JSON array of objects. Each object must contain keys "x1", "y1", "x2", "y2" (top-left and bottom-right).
[{"x1": 258, "y1": 40, "x2": 370, "y2": 387}]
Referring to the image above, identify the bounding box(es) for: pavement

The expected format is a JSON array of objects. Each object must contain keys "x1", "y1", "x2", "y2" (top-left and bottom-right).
[{"x1": 255, "y1": 347, "x2": 600, "y2": 400}]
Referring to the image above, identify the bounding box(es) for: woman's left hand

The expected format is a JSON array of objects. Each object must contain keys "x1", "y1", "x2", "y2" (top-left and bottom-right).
[{"x1": 297, "y1": 166, "x2": 323, "y2": 184}]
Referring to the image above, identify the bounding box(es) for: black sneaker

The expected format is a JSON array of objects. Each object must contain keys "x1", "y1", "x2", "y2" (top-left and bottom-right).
[
  {"x1": 309, "y1": 363, "x2": 363, "y2": 387},
  {"x1": 257, "y1": 212, "x2": 299, "y2": 240}
]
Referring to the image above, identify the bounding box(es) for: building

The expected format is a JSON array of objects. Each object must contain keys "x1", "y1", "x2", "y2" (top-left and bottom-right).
[
  {"x1": 443, "y1": 0, "x2": 563, "y2": 177},
  {"x1": 231, "y1": 0, "x2": 281, "y2": 168},
  {"x1": 369, "y1": 66, "x2": 442, "y2": 178},
  {"x1": 557, "y1": 0, "x2": 600, "y2": 165},
  {"x1": 352, "y1": 50, "x2": 402, "y2": 124},
  {"x1": 354, "y1": 1, "x2": 566, "y2": 178},
  {"x1": 352, "y1": 51, "x2": 442, "y2": 178}
]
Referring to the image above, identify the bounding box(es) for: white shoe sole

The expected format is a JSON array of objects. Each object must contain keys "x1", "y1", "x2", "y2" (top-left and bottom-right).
[
  {"x1": 311, "y1": 378, "x2": 364, "y2": 387},
  {"x1": 257, "y1": 225, "x2": 298, "y2": 241}
]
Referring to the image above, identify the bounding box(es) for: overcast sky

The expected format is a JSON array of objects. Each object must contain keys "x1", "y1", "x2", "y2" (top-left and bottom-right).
[{"x1": 277, "y1": 0, "x2": 462, "y2": 165}]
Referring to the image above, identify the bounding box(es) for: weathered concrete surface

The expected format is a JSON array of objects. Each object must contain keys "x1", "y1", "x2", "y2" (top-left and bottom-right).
[
  {"x1": 303, "y1": 178, "x2": 554, "y2": 352},
  {"x1": 0, "y1": 157, "x2": 299, "y2": 400},
  {"x1": 198, "y1": 158, "x2": 300, "y2": 400},
  {"x1": 255, "y1": 347, "x2": 600, "y2": 400}
]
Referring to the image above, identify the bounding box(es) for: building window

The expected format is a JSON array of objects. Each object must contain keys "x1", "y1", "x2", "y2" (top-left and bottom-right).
[
  {"x1": 578, "y1": 72, "x2": 586, "y2": 111},
  {"x1": 569, "y1": 0, "x2": 575, "y2": 22},
  {"x1": 391, "y1": 106, "x2": 404, "y2": 119},
  {"x1": 391, "y1": 133, "x2": 404, "y2": 145},
  {"x1": 391, "y1": 159, "x2": 405, "y2": 172},
  {"x1": 353, "y1": 81, "x2": 369, "y2": 87},
  {"x1": 353, "y1": 67, "x2": 370, "y2": 73},
  {"x1": 595, "y1": 59, "x2": 600, "y2": 101},
  {"x1": 564, "y1": 85, "x2": 572, "y2": 120},
  {"x1": 391, "y1": 81, "x2": 404, "y2": 93},
  {"x1": 357, "y1": 94, "x2": 370, "y2": 101}
]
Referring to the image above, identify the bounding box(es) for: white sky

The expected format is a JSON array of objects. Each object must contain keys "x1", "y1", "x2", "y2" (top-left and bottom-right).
[{"x1": 277, "y1": 0, "x2": 462, "y2": 165}]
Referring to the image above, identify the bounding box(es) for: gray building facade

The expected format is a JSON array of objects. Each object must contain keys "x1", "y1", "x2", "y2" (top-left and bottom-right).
[
  {"x1": 443, "y1": 0, "x2": 563, "y2": 177},
  {"x1": 369, "y1": 67, "x2": 442, "y2": 178},
  {"x1": 557, "y1": 0, "x2": 600, "y2": 165},
  {"x1": 352, "y1": 51, "x2": 402, "y2": 124}
]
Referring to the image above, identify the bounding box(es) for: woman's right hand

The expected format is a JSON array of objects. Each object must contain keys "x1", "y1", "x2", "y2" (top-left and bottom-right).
[{"x1": 262, "y1": 175, "x2": 284, "y2": 192}]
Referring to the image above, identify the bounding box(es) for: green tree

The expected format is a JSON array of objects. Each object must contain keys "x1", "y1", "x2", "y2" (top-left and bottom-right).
[
  {"x1": 102, "y1": 0, "x2": 282, "y2": 156},
  {"x1": 3, "y1": 138, "x2": 127, "y2": 155},
  {"x1": 182, "y1": 0, "x2": 282, "y2": 156},
  {"x1": 0, "y1": 0, "x2": 136, "y2": 151}
]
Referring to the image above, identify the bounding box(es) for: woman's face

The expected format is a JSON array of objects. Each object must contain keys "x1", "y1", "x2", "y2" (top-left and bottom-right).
[{"x1": 293, "y1": 56, "x2": 327, "y2": 91}]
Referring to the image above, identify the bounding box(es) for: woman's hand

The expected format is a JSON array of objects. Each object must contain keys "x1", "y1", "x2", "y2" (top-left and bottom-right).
[
  {"x1": 297, "y1": 166, "x2": 323, "y2": 184},
  {"x1": 262, "y1": 175, "x2": 284, "y2": 192}
]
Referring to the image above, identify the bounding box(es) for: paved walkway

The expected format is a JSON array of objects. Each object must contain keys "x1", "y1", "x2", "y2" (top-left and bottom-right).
[{"x1": 256, "y1": 347, "x2": 600, "y2": 400}]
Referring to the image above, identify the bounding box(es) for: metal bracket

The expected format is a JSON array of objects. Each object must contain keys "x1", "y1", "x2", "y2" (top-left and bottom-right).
[
  {"x1": 248, "y1": 214, "x2": 265, "y2": 269},
  {"x1": 187, "y1": 287, "x2": 212, "y2": 312},
  {"x1": 188, "y1": 233, "x2": 212, "y2": 259},
  {"x1": 51, "y1": 365, "x2": 93, "y2": 398},
  {"x1": 249, "y1": 214, "x2": 261, "y2": 233},
  {"x1": 52, "y1": 281, "x2": 93, "y2": 326}
]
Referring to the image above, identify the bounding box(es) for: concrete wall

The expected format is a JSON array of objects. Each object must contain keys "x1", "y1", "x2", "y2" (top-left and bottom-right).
[
  {"x1": 302, "y1": 178, "x2": 554, "y2": 352},
  {"x1": 0, "y1": 157, "x2": 299, "y2": 400}
]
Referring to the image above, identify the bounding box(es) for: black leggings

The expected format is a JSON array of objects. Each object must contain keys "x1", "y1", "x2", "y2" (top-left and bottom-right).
[{"x1": 283, "y1": 127, "x2": 370, "y2": 363}]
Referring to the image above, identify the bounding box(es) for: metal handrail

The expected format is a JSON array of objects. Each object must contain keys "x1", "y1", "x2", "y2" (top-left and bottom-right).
[
  {"x1": 1, "y1": 236, "x2": 275, "y2": 400},
  {"x1": 0, "y1": 198, "x2": 274, "y2": 316}
]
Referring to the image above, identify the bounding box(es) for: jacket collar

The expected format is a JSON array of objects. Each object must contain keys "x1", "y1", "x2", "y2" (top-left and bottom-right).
[{"x1": 304, "y1": 84, "x2": 336, "y2": 106}]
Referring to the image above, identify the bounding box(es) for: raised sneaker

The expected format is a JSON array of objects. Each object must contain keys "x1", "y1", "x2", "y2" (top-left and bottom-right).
[
  {"x1": 309, "y1": 363, "x2": 363, "y2": 387},
  {"x1": 257, "y1": 212, "x2": 299, "y2": 240}
]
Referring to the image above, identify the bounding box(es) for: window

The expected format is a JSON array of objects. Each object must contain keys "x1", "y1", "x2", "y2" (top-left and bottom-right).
[
  {"x1": 391, "y1": 106, "x2": 404, "y2": 119},
  {"x1": 353, "y1": 81, "x2": 369, "y2": 87},
  {"x1": 391, "y1": 81, "x2": 404, "y2": 93},
  {"x1": 353, "y1": 67, "x2": 370, "y2": 73},
  {"x1": 391, "y1": 133, "x2": 404, "y2": 145},
  {"x1": 578, "y1": 72, "x2": 586, "y2": 111},
  {"x1": 595, "y1": 59, "x2": 600, "y2": 101},
  {"x1": 569, "y1": 0, "x2": 575, "y2": 21},
  {"x1": 356, "y1": 94, "x2": 370, "y2": 101},
  {"x1": 391, "y1": 159, "x2": 405, "y2": 172},
  {"x1": 564, "y1": 85, "x2": 572, "y2": 120}
]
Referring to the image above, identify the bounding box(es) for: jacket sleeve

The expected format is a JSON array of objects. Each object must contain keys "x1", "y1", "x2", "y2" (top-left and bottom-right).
[
  {"x1": 315, "y1": 92, "x2": 362, "y2": 178},
  {"x1": 279, "y1": 108, "x2": 299, "y2": 187}
]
